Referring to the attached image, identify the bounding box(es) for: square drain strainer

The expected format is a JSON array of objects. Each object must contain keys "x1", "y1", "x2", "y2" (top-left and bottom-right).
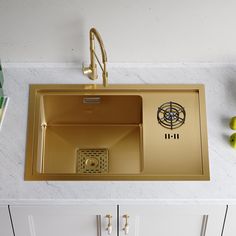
[{"x1": 76, "y1": 148, "x2": 109, "y2": 174}]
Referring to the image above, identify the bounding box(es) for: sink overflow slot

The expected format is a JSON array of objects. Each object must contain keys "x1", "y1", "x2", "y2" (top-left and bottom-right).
[{"x1": 83, "y1": 97, "x2": 101, "y2": 104}]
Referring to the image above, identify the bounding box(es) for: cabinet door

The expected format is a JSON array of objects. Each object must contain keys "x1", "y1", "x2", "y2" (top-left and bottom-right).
[
  {"x1": 0, "y1": 206, "x2": 14, "y2": 236},
  {"x1": 119, "y1": 204, "x2": 226, "y2": 236},
  {"x1": 10, "y1": 204, "x2": 117, "y2": 236}
]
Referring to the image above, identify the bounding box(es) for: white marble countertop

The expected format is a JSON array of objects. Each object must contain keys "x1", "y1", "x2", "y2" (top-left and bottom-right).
[{"x1": 1, "y1": 63, "x2": 236, "y2": 203}]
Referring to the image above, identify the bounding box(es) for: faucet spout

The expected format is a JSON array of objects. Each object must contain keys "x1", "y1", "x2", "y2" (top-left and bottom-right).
[{"x1": 82, "y1": 28, "x2": 108, "y2": 87}]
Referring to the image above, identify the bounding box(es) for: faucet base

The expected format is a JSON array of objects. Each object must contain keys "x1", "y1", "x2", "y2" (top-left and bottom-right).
[{"x1": 82, "y1": 64, "x2": 98, "y2": 81}]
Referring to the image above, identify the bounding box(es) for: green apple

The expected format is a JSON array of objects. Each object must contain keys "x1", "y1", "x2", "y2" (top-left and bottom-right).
[
  {"x1": 230, "y1": 116, "x2": 236, "y2": 130},
  {"x1": 229, "y1": 133, "x2": 236, "y2": 148}
]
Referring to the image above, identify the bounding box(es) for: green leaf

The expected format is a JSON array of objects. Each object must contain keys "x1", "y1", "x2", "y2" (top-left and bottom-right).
[{"x1": 0, "y1": 97, "x2": 3, "y2": 109}]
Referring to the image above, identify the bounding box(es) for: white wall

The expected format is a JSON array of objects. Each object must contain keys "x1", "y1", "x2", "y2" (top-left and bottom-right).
[{"x1": 1, "y1": 0, "x2": 236, "y2": 63}]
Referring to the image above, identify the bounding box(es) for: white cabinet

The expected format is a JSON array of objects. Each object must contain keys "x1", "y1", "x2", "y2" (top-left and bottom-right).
[
  {"x1": 10, "y1": 205, "x2": 117, "y2": 236},
  {"x1": 119, "y1": 204, "x2": 227, "y2": 236},
  {"x1": 9, "y1": 204, "x2": 228, "y2": 236},
  {"x1": 0, "y1": 206, "x2": 14, "y2": 236}
]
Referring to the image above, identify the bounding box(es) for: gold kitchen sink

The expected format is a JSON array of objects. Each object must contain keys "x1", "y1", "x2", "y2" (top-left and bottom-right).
[{"x1": 25, "y1": 84, "x2": 209, "y2": 180}]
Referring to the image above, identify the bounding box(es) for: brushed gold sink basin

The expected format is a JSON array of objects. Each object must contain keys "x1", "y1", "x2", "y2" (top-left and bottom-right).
[
  {"x1": 25, "y1": 84, "x2": 209, "y2": 180},
  {"x1": 37, "y1": 94, "x2": 142, "y2": 175}
]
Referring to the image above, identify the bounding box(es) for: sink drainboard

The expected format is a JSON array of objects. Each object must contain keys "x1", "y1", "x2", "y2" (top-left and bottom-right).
[{"x1": 76, "y1": 148, "x2": 109, "y2": 174}]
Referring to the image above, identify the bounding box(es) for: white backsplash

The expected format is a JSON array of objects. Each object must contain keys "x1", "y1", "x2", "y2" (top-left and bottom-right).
[{"x1": 1, "y1": 0, "x2": 236, "y2": 63}]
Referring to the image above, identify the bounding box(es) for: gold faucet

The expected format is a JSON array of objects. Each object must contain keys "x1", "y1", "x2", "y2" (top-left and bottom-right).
[{"x1": 82, "y1": 28, "x2": 108, "y2": 87}]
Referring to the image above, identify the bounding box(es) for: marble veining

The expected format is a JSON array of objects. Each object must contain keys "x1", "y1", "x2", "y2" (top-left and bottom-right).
[{"x1": 0, "y1": 64, "x2": 236, "y2": 202}]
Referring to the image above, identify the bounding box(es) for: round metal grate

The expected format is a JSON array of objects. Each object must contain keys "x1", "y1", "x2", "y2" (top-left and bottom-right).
[{"x1": 157, "y1": 101, "x2": 186, "y2": 130}]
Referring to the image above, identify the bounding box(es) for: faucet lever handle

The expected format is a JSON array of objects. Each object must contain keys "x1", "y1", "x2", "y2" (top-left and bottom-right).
[{"x1": 82, "y1": 63, "x2": 92, "y2": 75}]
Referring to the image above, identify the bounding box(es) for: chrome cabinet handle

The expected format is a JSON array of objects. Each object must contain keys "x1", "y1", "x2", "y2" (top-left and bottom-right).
[
  {"x1": 122, "y1": 215, "x2": 130, "y2": 235},
  {"x1": 200, "y1": 215, "x2": 208, "y2": 236},
  {"x1": 105, "y1": 214, "x2": 112, "y2": 235}
]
